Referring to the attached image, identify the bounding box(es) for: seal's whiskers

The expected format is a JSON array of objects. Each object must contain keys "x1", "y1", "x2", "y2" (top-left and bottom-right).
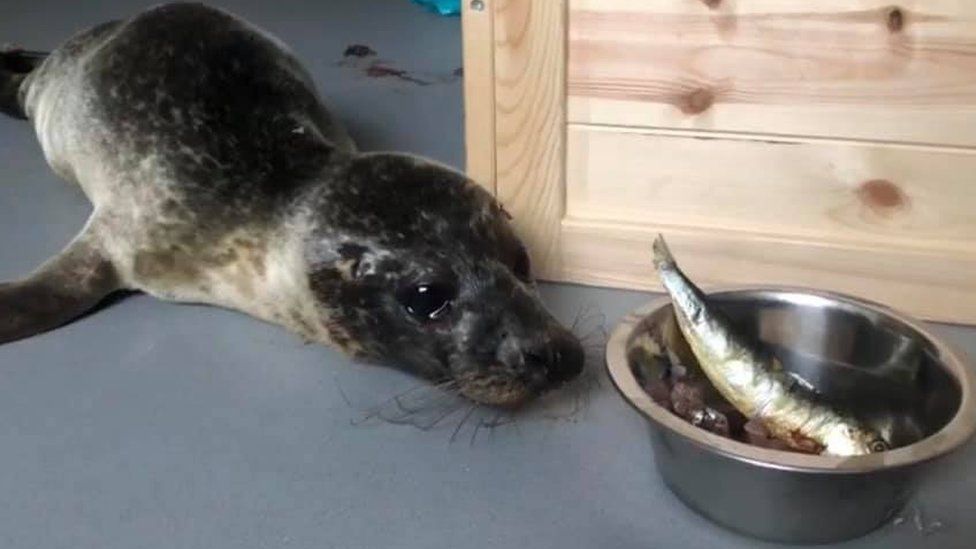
[{"x1": 450, "y1": 403, "x2": 480, "y2": 444}]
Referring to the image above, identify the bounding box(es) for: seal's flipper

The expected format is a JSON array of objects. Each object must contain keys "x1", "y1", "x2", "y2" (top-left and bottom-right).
[{"x1": 0, "y1": 226, "x2": 120, "y2": 344}]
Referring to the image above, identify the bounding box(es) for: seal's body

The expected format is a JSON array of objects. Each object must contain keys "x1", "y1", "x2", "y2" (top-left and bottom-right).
[{"x1": 0, "y1": 2, "x2": 583, "y2": 407}]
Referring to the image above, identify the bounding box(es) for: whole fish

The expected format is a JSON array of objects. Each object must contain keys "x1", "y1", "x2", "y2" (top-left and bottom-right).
[{"x1": 651, "y1": 235, "x2": 889, "y2": 456}]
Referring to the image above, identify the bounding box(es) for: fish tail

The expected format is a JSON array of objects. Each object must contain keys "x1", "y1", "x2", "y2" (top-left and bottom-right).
[
  {"x1": 652, "y1": 234, "x2": 676, "y2": 270},
  {"x1": 652, "y1": 234, "x2": 696, "y2": 298}
]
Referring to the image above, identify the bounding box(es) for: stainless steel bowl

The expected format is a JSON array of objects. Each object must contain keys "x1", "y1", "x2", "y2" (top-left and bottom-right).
[{"x1": 605, "y1": 287, "x2": 976, "y2": 545}]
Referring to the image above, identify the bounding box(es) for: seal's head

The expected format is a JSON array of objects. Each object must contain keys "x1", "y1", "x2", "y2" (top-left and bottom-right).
[{"x1": 307, "y1": 153, "x2": 584, "y2": 407}]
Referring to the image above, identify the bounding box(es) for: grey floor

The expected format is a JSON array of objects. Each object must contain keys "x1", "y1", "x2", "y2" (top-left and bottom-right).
[{"x1": 0, "y1": 2, "x2": 974, "y2": 548}]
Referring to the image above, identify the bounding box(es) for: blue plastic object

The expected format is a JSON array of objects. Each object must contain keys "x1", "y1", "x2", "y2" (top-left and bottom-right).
[{"x1": 411, "y1": 0, "x2": 461, "y2": 16}]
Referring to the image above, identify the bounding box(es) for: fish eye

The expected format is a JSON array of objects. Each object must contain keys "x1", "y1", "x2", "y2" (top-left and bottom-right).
[
  {"x1": 396, "y1": 282, "x2": 455, "y2": 322},
  {"x1": 869, "y1": 439, "x2": 889, "y2": 453}
]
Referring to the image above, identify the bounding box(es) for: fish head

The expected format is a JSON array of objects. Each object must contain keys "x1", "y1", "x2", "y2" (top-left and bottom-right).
[{"x1": 825, "y1": 424, "x2": 890, "y2": 456}]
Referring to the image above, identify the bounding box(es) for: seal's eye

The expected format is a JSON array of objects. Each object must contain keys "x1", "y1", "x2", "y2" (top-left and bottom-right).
[
  {"x1": 869, "y1": 439, "x2": 889, "y2": 453},
  {"x1": 513, "y1": 246, "x2": 531, "y2": 282},
  {"x1": 397, "y1": 283, "x2": 455, "y2": 321}
]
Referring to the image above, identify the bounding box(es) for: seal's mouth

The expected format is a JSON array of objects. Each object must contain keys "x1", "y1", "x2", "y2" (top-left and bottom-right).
[
  {"x1": 452, "y1": 357, "x2": 584, "y2": 408},
  {"x1": 455, "y1": 370, "x2": 539, "y2": 408},
  {"x1": 453, "y1": 326, "x2": 587, "y2": 407}
]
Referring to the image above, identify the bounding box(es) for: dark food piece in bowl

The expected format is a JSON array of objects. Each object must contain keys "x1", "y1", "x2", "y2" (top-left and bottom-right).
[
  {"x1": 645, "y1": 378, "x2": 672, "y2": 409},
  {"x1": 633, "y1": 351, "x2": 749, "y2": 441},
  {"x1": 670, "y1": 377, "x2": 707, "y2": 420},
  {"x1": 690, "y1": 407, "x2": 731, "y2": 438}
]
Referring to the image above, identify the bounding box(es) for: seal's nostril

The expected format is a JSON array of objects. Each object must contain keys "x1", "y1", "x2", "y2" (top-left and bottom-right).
[
  {"x1": 540, "y1": 337, "x2": 584, "y2": 385},
  {"x1": 518, "y1": 334, "x2": 584, "y2": 387},
  {"x1": 523, "y1": 350, "x2": 548, "y2": 369}
]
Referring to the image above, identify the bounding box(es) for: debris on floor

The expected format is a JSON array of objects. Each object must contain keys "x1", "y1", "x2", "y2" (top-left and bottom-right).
[
  {"x1": 892, "y1": 505, "x2": 945, "y2": 536},
  {"x1": 337, "y1": 44, "x2": 462, "y2": 87},
  {"x1": 343, "y1": 44, "x2": 376, "y2": 58},
  {"x1": 364, "y1": 64, "x2": 431, "y2": 86}
]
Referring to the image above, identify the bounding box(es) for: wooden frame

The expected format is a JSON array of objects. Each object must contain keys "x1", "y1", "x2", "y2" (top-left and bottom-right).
[
  {"x1": 464, "y1": 0, "x2": 568, "y2": 279},
  {"x1": 463, "y1": 0, "x2": 976, "y2": 325}
]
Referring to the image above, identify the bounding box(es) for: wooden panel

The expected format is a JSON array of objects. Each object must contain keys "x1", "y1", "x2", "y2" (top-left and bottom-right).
[
  {"x1": 462, "y1": 0, "x2": 496, "y2": 193},
  {"x1": 556, "y1": 219, "x2": 976, "y2": 325},
  {"x1": 566, "y1": 125, "x2": 976, "y2": 253},
  {"x1": 493, "y1": 0, "x2": 567, "y2": 278},
  {"x1": 568, "y1": 0, "x2": 976, "y2": 146}
]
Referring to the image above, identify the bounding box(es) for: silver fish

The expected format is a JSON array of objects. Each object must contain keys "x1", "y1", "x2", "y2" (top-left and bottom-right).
[{"x1": 651, "y1": 235, "x2": 889, "y2": 456}]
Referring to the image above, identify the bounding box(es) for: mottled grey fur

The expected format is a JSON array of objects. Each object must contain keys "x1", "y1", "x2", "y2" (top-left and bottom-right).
[{"x1": 0, "y1": 2, "x2": 583, "y2": 407}]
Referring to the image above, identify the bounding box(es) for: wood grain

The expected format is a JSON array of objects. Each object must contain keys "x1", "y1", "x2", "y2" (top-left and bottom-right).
[
  {"x1": 462, "y1": 0, "x2": 496, "y2": 193},
  {"x1": 493, "y1": 0, "x2": 567, "y2": 278},
  {"x1": 556, "y1": 219, "x2": 976, "y2": 324},
  {"x1": 566, "y1": 125, "x2": 976, "y2": 254},
  {"x1": 568, "y1": 0, "x2": 976, "y2": 146}
]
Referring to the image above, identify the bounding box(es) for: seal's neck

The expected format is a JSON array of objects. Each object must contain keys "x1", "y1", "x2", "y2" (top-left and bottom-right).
[{"x1": 238, "y1": 205, "x2": 337, "y2": 346}]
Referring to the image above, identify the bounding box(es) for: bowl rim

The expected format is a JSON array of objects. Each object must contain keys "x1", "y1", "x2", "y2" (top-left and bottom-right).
[{"x1": 605, "y1": 284, "x2": 976, "y2": 474}]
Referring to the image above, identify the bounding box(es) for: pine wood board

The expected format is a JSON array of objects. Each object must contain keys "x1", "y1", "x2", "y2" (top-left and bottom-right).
[
  {"x1": 566, "y1": 124, "x2": 976, "y2": 255},
  {"x1": 568, "y1": 0, "x2": 976, "y2": 147}
]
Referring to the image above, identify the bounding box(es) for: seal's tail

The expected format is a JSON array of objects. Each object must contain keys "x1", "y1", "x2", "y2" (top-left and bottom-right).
[{"x1": 1, "y1": 46, "x2": 48, "y2": 120}]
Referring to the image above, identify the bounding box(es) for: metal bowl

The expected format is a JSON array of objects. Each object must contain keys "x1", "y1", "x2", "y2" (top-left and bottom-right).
[{"x1": 605, "y1": 286, "x2": 976, "y2": 544}]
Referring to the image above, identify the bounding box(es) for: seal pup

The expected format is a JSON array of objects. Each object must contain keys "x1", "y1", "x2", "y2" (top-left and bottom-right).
[{"x1": 0, "y1": 2, "x2": 584, "y2": 407}]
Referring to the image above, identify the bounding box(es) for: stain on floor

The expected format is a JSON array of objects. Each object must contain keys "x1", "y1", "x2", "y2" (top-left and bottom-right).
[{"x1": 337, "y1": 43, "x2": 461, "y2": 87}]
